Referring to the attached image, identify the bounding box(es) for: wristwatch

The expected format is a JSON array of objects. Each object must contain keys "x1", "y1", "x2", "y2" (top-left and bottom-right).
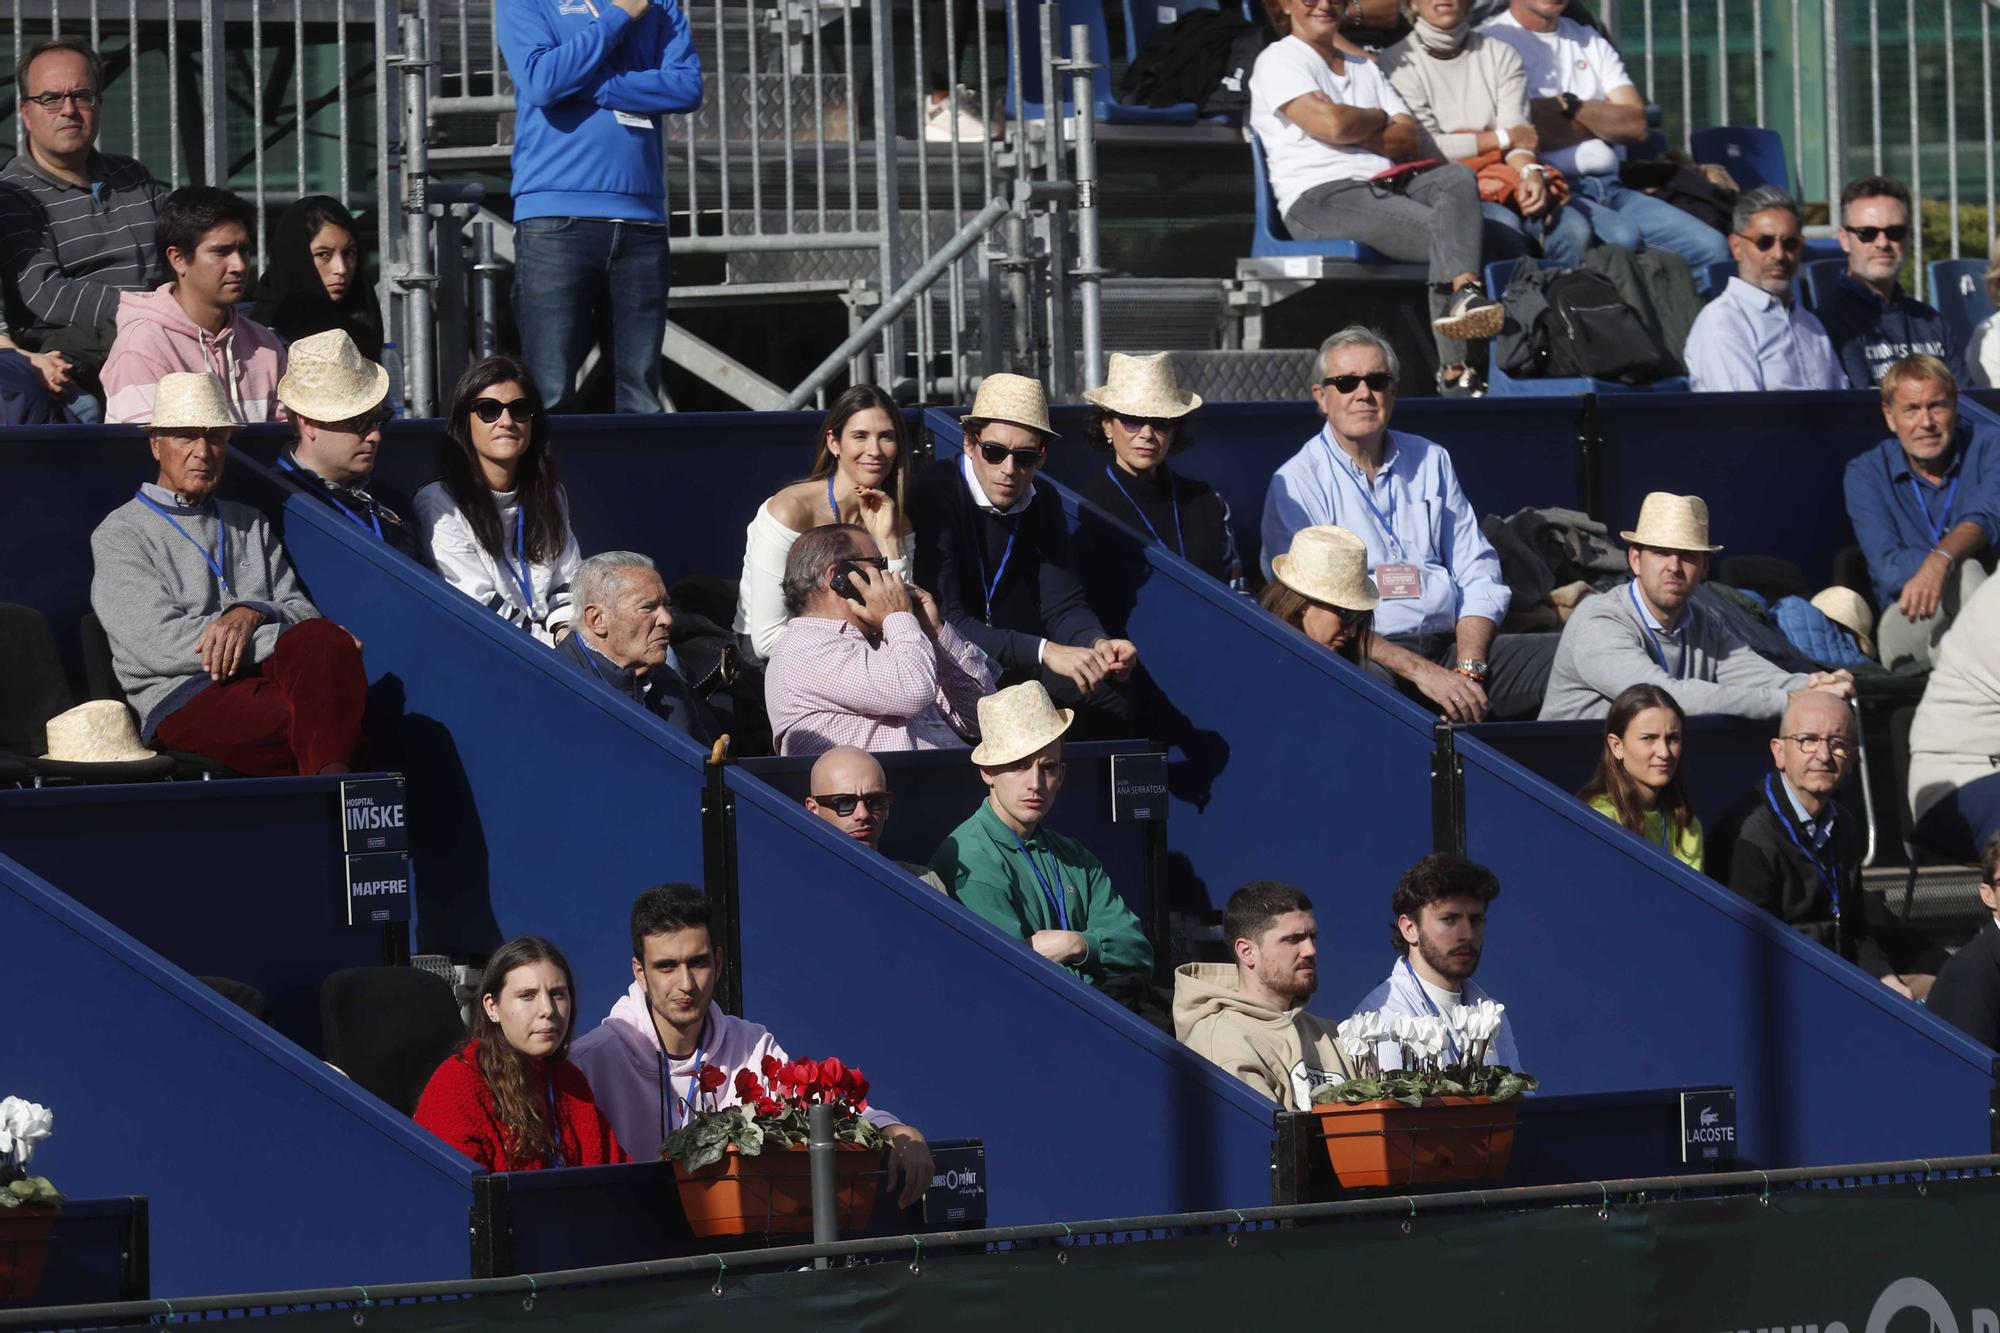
[{"x1": 1558, "y1": 92, "x2": 1583, "y2": 119}]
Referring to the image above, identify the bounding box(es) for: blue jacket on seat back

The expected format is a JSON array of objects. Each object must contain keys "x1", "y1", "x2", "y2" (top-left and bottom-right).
[{"x1": 496, "y1": 0, "x2": 702, "y2": 222}]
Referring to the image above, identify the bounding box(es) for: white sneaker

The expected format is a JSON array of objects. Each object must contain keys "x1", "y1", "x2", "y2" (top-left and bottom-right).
[{"x1": 925, "y1": 87, "x2": 993, "y2": 143}]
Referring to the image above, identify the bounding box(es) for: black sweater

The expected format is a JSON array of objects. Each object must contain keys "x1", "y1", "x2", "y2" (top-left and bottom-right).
[
  {"x1": 1077, "y1": 460, "x2": 1240, "y2": 587},
  {"x1": 278, "y1": 453, "x2": 422, "y2": 561},
  {"x1": 1721, "y1": 781, "x2": 1899, "y2": 978},
  {"x1": 1927, "y1": 920, "x2": 2000, "y2": 1051}
]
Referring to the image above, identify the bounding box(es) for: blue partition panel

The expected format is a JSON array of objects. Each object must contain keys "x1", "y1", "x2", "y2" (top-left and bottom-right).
[
  {"x1": 1, "y1": 850, "x2": 474, "y2": 1296},
  {"x1": 0, "y1": 776, "x2": 389, "y2": 1053},
  {"x1": 1451, "y1": 735, "x2": 1995, "y2": 1166},
  {"x1": 724, "y1": 770, "x2": 1280, "y2": 1224}
]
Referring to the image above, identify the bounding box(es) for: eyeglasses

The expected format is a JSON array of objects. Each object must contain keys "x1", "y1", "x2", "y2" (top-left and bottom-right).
[
  {"x1": 977, "y1": 439, "x2": 1046, "y2": 468},
  {"x1": 1114, "y1": 413, "x2": 1176, "y2": 433},
  {"x1": 1321, "y1": 373, "x2": 1397, "y2": 394},
  {"x1": 1736, "y1": 232, "x2": 1805, "y2": 255},
  {"x1": 326, "y1": 408, "x2": 391, "y2": 435},
  {"x1": 23, "y1": 89, "x2": 97, "y2": 110},
  {"x1": 1783, "y1": 733, "x2": 1856, "y2": 760},
  {"x1": 470, "y1": 397, "x2": 540, "y2": 424},
  {"x1": 1844, "y1": 224, "x2": 1909, "y2": 245},
  {"x1": 811, "y1": 791, "x2": 894, "y2": 817},
  {"x1": 844, "y1": 555, "x2": 889, "y2": 571}
]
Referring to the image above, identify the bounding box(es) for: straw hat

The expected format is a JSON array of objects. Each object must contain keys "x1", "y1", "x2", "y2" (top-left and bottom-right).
[
  {"x1": 40, "y1": 701, "x2": 158, "y2": 763},
  {"x1": 960, "y1": 372, "x2": 1057, "y2": 439},
  {"x1": 1810, "y1": 586, "x2": 1877, "y2": 659},
  {"x1": 1619, "y1": 492, "x2": 1724, "y2": 553},
  {"x1": 1271, "y1": 525, "x2": 1381, "y2": 612},
  {"x1": 277, "y1": 329, "x2": 391, "y2": 423},
  {"x1": 148, "y1": 373, "x2": 239, "y2": 431},
  {"x1": 1081, "y1": 352, "x2": 1203, "y2": 420},
  {"x1": 970, "y1": 681, "x2": 1074, "y2": 767}
]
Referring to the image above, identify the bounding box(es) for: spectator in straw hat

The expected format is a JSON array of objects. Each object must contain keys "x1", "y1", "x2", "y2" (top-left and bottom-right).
[
  {"x1": 1843, "y1": 354, "x2": 2000, "y2": 669},
  {"x1": 1258, "y1": 525, "x2": 1379, "y2": 668},
  {"x1": 1077, "y1": 352, "x2": 1244, "y2": 590},
  {"x1": 910, "y1": 373, "x2": 1140, "y2": 730},
  {"x1": 929, "y1": 681, "x2": 1153, "y2": 991},
  {"x1": 1540, "y1": 492, "x2": 1855, "y2": 720},
  {"x1": 89, "y1": 371, "x2": 366, "y2": 775},
  {"x1": 1967, "y1": 237, "x2": 2000, "y2": 390},
  {"x1": 275, "y1": 328, "x2": 417, "y2": 559}
]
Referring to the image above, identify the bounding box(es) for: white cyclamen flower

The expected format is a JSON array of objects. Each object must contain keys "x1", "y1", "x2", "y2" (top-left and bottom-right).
[{"x1": 3, "y1": 1101, "x2": 51, "y2": 1164}]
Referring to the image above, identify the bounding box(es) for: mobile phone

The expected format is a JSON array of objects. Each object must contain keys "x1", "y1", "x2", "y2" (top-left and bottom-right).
[{"x1": 830, "y1": 558, "x2": 871, "y2": 605}]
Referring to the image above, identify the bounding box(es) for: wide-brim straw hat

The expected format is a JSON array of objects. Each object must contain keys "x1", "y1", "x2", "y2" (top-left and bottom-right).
[
  {"x1": 1811, "y1": 585, "x2": 1877, "y2": 659},
  {"x1": 1620, "y1": 492, "x2": 1724, "y2": 553},
  {"x1": 970, "y1": 680, "x2": 1074, "y2": 767},
  {"x1": 40, "y1": 700, "x2": 158, "y2": 763},
  {"x1": 278, "y1": 328, "x2": 391, "y2": 422},
  {"x1": 149, "y1": 372, "x2": 239, "y2": 431},
  {"x1": 960, "y1": 372, "x2": 1058, "y2": 439},
  {"x1": 1271, "y1": 525, "x2": 1381, "y2": 612},
  {"x1": 1081, "y1": 352, "x2": 1203, "y2": 419}
]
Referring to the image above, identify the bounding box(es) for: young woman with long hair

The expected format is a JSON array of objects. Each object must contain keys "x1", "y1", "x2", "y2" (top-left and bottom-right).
[
  {"x1": 414, "y1": 356, "x2": 583, "y2": 646},
  {"x1": 414, "y1": 936, "x2": 624, "y2": 1171},
  {"x1": 248, "y1": 195, "x2": 384, "y2": 358},
  {"x1": 733, "y1": 383, "x2": 913, "y2": 660},
  {"x1": 1577, "y1": 683, "x2": 1705, "y2": 870}
]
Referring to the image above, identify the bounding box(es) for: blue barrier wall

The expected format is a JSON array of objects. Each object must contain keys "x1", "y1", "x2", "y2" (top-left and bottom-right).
[{"x1": 1, "y1": 849, "x2": 475, "y2": 1296}]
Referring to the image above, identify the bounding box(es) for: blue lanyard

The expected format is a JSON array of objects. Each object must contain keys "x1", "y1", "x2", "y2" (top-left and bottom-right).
[
  {"x1": 974, "y1": 516, "x2": 1022, "y2": 625},
  {"x1": 826, "y1": 472, "x2": 840, "y2": 522},
  {"x1": 1400, "y1": 957, "x2": 1463, "y2": 1063},
  {"x1": 1006, "y1": 827, "x2": 1071, "y2": 931},
  {"x1": 1102, "y1": 463, "x2": 1185, "y2": 558},
  {"x1": 1322, "y1": 428, "x2": 1404, "y2": 560},
  {"x1": 277, "y1": 455, "x2": 384, "y2": 539},
  {"x1": 1629, "y1": 581, "x2": 1687, "y2": 681},
  {"x1": 545, "y1": 1073, "x2": 565, "y2": 1168},
  {"x1": 508, "y1": 512, "x2": 535, "y2": 614},
  {"x1": 1763, "y1": 774, "x2": 1841, "y2": 919},
  {"x1": 658, "y1": 1030, "x2": 707, "y2": 1137},
  {"x1": 1907, "y1": 473, "x2": 1960, "y2": 546},
  {"x1": 133, "y1": 489, "x2": 233, "y2": 597}
]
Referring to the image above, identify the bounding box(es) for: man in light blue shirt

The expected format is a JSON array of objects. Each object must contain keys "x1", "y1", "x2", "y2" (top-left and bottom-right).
[
  {"x1": 1260, "y1": 325, "x2": 1556, "y2": 720},
  {"x1": 1685, "y1": 185, "x2": 1847, "y2": 393}
]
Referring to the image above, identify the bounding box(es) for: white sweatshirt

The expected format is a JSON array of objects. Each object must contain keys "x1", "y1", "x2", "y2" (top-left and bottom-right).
[{"x1": 414, "y1": 481, "x2": 582, "y2": 646}]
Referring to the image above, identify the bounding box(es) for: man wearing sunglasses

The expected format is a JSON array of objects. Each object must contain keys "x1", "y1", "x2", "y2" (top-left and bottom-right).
[
  {"x1": 273, "y1": 329, "x2": 419, "y2": 560},
  {"x1": 803, "y1": 746, "x2": 946, "y2": 892},
  {"x1": 1817, "y1": 175, "x2": 1954, "y2": 390},
  {"x1": 764, "y1": 522, "x2": 991, "y2": 755},
  {"x1": 1685, "y1": 185, "x2": 1846, "y2": 393}
]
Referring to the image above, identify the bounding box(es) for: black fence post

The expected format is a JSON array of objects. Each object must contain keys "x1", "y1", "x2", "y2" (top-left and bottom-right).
[
  {"x1": 702, "y1": 753, "x2": 745, "y2": 1017},
  {"x1": 1578, "y1": 391, "x2": 1604, "y2": 523},
  {"x1": 468, "y1": 1174, "x2": 512, "y2": 1280},
  {"x1": 1147, "y1": 741, "x2": 1171, "y2": 986},
  {"x1": 1270, "y1": 1112, "x2": 1314, "y2": 1207},
  {"x1": 1431, "y1": 721, "x2": 1465, "y2": 856}
]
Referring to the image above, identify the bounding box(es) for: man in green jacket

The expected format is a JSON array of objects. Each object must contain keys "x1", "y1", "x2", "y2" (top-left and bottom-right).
[{"x1": 930, "y1": 681, "x2": 1154, "y2": 989}]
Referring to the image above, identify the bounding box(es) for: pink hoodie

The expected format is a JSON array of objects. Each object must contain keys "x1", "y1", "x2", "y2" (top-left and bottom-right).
[
  {"x1": 101, "y1": 283, "x2": 288, "y2": 424},
  {"x1": 569, "y1": 984, "x2": 901, "y2": 1163}
]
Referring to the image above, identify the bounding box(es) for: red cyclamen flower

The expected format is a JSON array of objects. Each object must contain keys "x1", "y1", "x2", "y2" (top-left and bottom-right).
[{"x1": 698, "y1": 1065, "x2": 727, "y2": 1092}]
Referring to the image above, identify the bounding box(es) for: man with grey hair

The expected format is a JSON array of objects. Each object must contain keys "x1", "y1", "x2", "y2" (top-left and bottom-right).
[
  {"x1": 556, "y1": 549, "x2": 716, "y2": 745},
  {"x1": 1684, "y1": 185, "x2": 1846, "y2": 392},
  {"x1": 1260, "y1": 325, "x2": 1556, "y2": 720},
  {"x1": 763, "y1": 523, "x2": 990, "y2": 756}
]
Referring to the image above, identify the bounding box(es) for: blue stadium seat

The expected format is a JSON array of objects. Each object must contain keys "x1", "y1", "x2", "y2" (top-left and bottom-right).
[
  {"x1": 1703, "y1": 258, "x2": 1738, "y2": 297},
  {"x1": 1121, "y1": 0, "x2": 1220, "y2": 64},
  {"x1": 1928, "y1": 258, "x2": 1995, "y2": 353},
  {"x1": 1690, "y1": 125, "x2": 1788, "y2": 193},
  {"x1": 1006, "y1": 0, "x2": 1199, "y2": 126},
  {"x1": 1248, "y1": 134, "x2": 1393, "y2": 261},
  {"x1": 1482, "y1": 257, "x2": 1690, "y2": 395},
  {"x1": 1800, "y1": 257, "x2": 1845, "y2": 312}
]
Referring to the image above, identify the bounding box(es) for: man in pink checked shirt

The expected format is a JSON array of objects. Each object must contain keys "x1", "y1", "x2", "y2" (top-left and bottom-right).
[{"x1": 762, "y1": 522, "x2": 993, "y2": 756}]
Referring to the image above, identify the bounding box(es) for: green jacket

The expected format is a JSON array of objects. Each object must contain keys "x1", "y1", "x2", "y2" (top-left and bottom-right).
[{"x1": 930, "y1": 800, "x2": 1154, "y2": 986}]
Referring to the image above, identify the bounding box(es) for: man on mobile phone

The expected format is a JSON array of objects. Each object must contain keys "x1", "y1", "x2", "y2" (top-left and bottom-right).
[{"x1": 762, "y1": 523, "x2": 992, "y2": 756}]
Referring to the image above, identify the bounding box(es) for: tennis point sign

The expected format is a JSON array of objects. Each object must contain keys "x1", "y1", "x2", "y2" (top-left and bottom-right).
[{"x1": 1717, "y1": 1276, "x2": 1998, "y2": 1333}]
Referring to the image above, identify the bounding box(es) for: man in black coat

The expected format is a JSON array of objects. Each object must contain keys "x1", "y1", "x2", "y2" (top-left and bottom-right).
[
  {"x1": 909, "y1": 373, "x2": 1140, "y2": 727},
  {"x1": 557, "y1": 550, "x2": 717, "y2": 747},
  {"x1": 1925, "y1": 836, "x2": 2000, "y2": 1049},
  {"x1": 274, "y1": 329, "x2": 421, "y2": 561}
]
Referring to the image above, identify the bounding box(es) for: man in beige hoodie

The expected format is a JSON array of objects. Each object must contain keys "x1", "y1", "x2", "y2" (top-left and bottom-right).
[{"x1": 1173, "y1": 881, "x2": 1354, "y2": 1110}]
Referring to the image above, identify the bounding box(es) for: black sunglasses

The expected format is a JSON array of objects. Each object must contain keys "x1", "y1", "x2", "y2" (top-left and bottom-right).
[
  {"x1": 1736, "y1": 232, "x2": 1804, "y2": 255},
  {"x1": 1114, "y1": 413, "x2": 1177, "y2": 433},
  {"x1": 470, "y1": 396, "x2": 541, "y2": 424},
  {"x1": 1321, "y1": 373, "x2": 1396, "y2": 394},
  {"x1": 811, "y1": 791, "x2": 895, "y2": 817},
  {"x1": 327, "y1": 407, "x2": 391, "y2": 435},
  {"x1": 1844, "y1": 224, "x2": 1909, "y2": 244},
  {"x1": 977, "y1": 439, "x2": 1046, "y2": 468}
]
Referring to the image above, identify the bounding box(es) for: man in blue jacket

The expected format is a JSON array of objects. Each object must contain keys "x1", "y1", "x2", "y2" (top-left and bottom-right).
[
  {"x1": 497, "y1": 0, "x2": 700, "y2": 414},
  {"x1": 1818, "y1": 175, "x2": 1954, "y2": 389}
]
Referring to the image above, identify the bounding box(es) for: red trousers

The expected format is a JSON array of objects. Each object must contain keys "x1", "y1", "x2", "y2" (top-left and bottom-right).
[{"x1": 153, "y1": 618, "x2": 367, "y2": 776}]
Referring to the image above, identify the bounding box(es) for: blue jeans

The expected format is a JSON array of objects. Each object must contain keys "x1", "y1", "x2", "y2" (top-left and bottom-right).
[
  {"x1": 513, "y1": 216, "x2": 670, "y2": 414},
  {"x1": 1482, "y1": 199, "x2": 1594, "y2": 270},
  {"x1": 1568, "y1": 175, "x2": 1730, "y2": 289}
]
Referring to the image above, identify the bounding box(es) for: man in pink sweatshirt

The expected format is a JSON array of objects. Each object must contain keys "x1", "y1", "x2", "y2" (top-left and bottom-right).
[
  {"x1": 101, "y1": 186, "x2": 286, "y2": 424},
  {"x1": 570, "y1": 882, "x2": 933, "y2": 1205}
]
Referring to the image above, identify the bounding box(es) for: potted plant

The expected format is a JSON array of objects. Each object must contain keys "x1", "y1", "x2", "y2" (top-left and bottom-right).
[
  {"x1": 1310, "y1": 1004, "x2": 1537, "y2": 1188},
  {"x1": 661, "y1": 1057, "x2": 887, "y2": 1238},
  {"x1": 0, "y1": 1097, "x2": 62, "y2": 1303}
]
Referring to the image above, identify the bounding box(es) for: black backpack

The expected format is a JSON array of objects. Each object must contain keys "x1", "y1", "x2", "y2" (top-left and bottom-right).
[
  {"x1": 1117, "y1": 9, "x2": 1258, "y2": 111},
  {"x1": 1503, "y1": 262, "x2": 1673, "y2": 383}
]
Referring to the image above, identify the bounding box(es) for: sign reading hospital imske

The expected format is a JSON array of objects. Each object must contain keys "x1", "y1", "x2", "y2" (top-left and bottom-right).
[{"x1": 341, "y1": 777, "x2": 410, "y2": 926}]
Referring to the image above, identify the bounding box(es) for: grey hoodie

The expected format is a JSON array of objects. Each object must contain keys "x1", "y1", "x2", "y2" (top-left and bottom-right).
[{"x1": 1172, "y1": 963, "x2": 1354, "y2": 1112}]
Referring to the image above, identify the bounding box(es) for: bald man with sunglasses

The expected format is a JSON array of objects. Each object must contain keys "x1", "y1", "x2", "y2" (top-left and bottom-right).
[{"x1": 1685, "y1": 185, "x2": 1846, "y2": 393}]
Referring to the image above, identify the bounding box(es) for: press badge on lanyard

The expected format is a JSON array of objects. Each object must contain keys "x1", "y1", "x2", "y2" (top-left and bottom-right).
[
  {"x1": 1324, "y1": 430, "x2": 1422, "y2": 599},
  {"x1": 613, "y1": 110, "x2": 655, "y2": 130}
]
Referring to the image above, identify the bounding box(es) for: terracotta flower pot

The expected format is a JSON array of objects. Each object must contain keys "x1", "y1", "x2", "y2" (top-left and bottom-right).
[
  {"x1": 0, "y1": 1206, "x2": 54, "y2": 1303},
  {"x1": 1314, "y1": 1095, "x2": 1519, "y2": 1189},
  {"x1": 673, "y1": 1143, "x2": 881, "y2": 1239}
]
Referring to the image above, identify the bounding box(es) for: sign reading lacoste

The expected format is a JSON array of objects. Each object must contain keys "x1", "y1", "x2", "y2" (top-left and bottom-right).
[
  {"x1": 1680, "y1": 1086, "x2": 1737, "y2": 1164},
  {"x1": 1110, "y1": 753, "x2": 1168, "y2": 823}
]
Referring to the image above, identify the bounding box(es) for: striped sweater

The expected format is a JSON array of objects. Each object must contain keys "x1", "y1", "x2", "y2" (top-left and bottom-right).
[
  {"x1": 413, "y1": 481, "x2": 581, "y2": 646},
  {"x1": 0, "y1": 151, "x2": 162, "y2": 355}
]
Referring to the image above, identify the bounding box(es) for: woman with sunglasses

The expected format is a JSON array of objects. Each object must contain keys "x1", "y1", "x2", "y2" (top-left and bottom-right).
[
  {"x1": 415, "y1": 936, "x2": 626, "y2": 1172},
  {"x1": 734, "y1": 383, "x2": 912, "y2": 662},
  {"x1": 1078, "y1": 353, "x2": 1245, "y2": 591},
  {"x1": 415, "y1": 356, "x2": 584, "y2": 646},
  {"x1": 1684, "y1": 185, "x2": 1847, "y2": 393},
  {"x1": 1576, "y1": 683, "x2": 1703, "y2": 870},
  {"x1": 1258, "y1": 525, "x2": 1379, "y2": 666}
]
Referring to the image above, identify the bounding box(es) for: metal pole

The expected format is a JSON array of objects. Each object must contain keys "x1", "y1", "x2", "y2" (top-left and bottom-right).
[
  {"x1": 1945, "y1": 0, "x2": 1960, "y2": 261},
  {"x1": 1641, "y1": 0, "x2": 1654, "y2": 117},
  {"x1": 1676, "y1": 0, "x2": 1689, "y2": 150},
  {"x1": 473, "y1": 221, "x2": 500, "y2": 358},
  {"x1": 376, "y1": 0, "x2": 399, "y2": 384},
  {"x1": 1823, "y1": 0, "x2": 1843, "y2": 214},
  {"x1": 1908, "y1": 0, "x2": 1922, "y2": 290},
  {"x1": 166, "y1": 0, "x2": 179, "y2": 183},
  {"x1": 295, "y1": 0, "x2": 307, "y2": 194},
  {"x1": 338, "y1": 0, "x2": 351, "y2": 206},
  {"x1": 808, "y1": 1102, "x2": 837, "y2": 1261},
  {"x1": 1868, "y1": 0, "x2": 1882, "y2": 172},
  {"x1": 1985, "y1": 1, "x2": 1995, "y2": 252},
  {"x1": 869, "y1": 0, "x2": 904, "y2": 385},
  {"x1": 252, "y1": 0, "x2": 266, "y2": 260},
  {"x1": 198, "y1": 0, "x2": 221, "y2": 183},
  {"x1": 1068, "y1": 23, "x2": 1101, "y2": 394},
  {"x1": 1751, "y1": 0, "x2": 1764, "y2": 126},
  {"x1": 1789, "y1": 0, "x2": 1803, "y2": 200},
  {"x1": 1715, "y1": 0, "x2": 1727, "y2": 124},
  {"x1": 398, "y1": 13, "x2": 438, "y2": 417},
  {"x1": 1038, "y1": 4, "x2": 1069, "y2": 396}
]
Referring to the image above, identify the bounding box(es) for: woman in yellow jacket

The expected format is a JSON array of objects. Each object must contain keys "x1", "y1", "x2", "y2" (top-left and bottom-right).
[{"x1": 1578, "y1": 683, "x2": 1704, "y2": 871}]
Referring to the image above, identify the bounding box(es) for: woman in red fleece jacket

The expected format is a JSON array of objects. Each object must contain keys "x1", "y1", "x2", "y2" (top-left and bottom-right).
[{"x1": 415, "y1": 936, "x2": 626, "y2": 1171}]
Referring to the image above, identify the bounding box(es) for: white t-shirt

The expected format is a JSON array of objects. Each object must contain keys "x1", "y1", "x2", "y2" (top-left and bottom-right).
[
  {"x1": 1249, "y1": 35, "x2": 1413, "y2": 217},
  {"x1": 1478, "y1": 12, "x2": 1632, "y2": 177}
]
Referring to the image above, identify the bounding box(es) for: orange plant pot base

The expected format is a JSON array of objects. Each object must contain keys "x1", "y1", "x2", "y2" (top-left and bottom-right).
[
  {"x1": 673, "y1": 1144, "x2": 881, "y2": 1238},
  {"x1": 1314, "y1": 1095, "x2": 1519, "y2": 1189},
  {"x1": 0, "y1": 1206, "x2": 54, "y2": 1304}
]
